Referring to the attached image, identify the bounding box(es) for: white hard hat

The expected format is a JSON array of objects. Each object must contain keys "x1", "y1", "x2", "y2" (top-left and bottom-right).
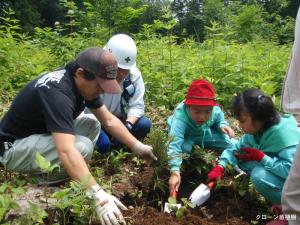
[{"x1": 104, "y1": 34, "x2": 137, "y2": 70}]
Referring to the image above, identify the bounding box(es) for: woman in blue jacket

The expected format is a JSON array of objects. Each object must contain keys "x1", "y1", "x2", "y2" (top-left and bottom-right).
[{"x1": 208, "y1": 88, "x2": 300, "y2": 204}]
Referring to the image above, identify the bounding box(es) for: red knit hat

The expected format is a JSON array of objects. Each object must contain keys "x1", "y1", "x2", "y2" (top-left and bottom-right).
[{"x1": 184, "y1": 79, "x2": 218, "y2": 106}]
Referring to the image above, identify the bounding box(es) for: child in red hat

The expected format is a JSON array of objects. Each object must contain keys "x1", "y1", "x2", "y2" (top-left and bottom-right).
[{"x1": 167, "y1": 79, "x2": 236, "y2": 196}]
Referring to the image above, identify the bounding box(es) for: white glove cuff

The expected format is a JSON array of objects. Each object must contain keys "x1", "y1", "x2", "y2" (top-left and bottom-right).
[
  {"x1": 132, "y1": 141, "x2": 143, "y2": 153},
  {"x1": 86, "y1": 184, "x2": 102, "y2": 201}
]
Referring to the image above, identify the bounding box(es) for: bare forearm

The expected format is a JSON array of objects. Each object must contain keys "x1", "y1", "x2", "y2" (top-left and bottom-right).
[
  {"x1": 105, "y1": 116, "x2": 137, "y2": 148},
  {"x1": 91, "y1": 105, "x2": 138, "y2": 148},
  {"x1": 52, "y1": 132, "x2": 97, "y2": 188},
  {"x1": 59, "y1": 148, "x2": 97, "y2": 187}
]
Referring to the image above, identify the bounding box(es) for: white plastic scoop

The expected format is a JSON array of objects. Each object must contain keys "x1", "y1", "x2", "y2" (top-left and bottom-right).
[
  {"x1": 189, "y1": 181, "x2": 215, "y2": 207},
  {"x1": 189, "y1": 166, "x2": 246, "y2": 207},
  {"x1": 164, "y1": 190, "x2": 182, "y2": 213}
]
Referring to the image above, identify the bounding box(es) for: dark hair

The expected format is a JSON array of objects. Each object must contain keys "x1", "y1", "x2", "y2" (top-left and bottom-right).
[
  {"x1": 65, "y1": 61, "x2": 96, "y2": 80},
  {"x1": 232, "y1": 88, "x2": 280, "y2": 131}
]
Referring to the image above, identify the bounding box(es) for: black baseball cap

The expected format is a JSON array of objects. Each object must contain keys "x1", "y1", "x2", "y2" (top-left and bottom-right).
[{"x1": 75, "y1": 47, "x2": 121, "y2": 94}]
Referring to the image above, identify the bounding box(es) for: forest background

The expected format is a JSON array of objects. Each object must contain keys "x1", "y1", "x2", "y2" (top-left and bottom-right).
[{"x1": 0, "y1": 0, "x2": 299, "y2": 115}]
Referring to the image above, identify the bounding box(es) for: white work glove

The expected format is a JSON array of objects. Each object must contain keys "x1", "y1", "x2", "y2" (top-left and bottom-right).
[
  {"x1": 87, "y1": 184, "x2": 127, "y2": 225},
  {"x1": 131, "y1": 141, "x2": 157, "y2": 161}
]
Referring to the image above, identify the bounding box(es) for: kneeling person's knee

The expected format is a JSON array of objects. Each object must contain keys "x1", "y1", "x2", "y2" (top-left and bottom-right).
[{"x1": 75, "y1": 136, "x2": 94, "y2": 160}]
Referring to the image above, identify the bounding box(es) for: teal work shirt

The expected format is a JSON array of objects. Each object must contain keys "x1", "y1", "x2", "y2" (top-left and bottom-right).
[
  {"x1": 219, "y1": 114, "x2": 300, "y2": 178},
  {"x1": 167, "y1": 102, "x2": 230, "y2": 172}
]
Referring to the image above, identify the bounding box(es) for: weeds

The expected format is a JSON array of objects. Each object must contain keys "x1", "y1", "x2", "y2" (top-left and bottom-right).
[
  {"x1": 105, "y1": 149, "x2": 131, "y2": 173},
  {"x1": 52, "y1": 177, "x2": 94, "y2": 225},
  {"x1": 21, "y1": 201, "x2": 48, "y2": 225},
  {"x1": 35, "y1": 152, "x2": 60, "y2": 207},
  {"x1": 0, "y1": 192, "x2": 20, "y2": 224},
  {"x1": 187, "y1": 146, "x2": 218, "y2": 175},
  {"x1": 0, "y1": 181, "x2": 25, "y2": 224}
]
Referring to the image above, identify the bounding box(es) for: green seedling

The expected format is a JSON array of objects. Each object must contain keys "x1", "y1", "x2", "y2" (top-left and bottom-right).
[
  {"x1": 167, "y1": 197, "x2": 195, "y2": 220},
  {"x1": 0, "y1": 181, "x2": 25, "y2": 224},
  {"x1": 0, "y1": 194, "x2": 19, "y2": 223},
  {"x1": 52, "y1": 176, "x2": 94, "y2": 225},
  {"x1": 144, "y1": 128, "x2": 173, "y2": 194},
  {"x1": 106, "y1": 149, "x2": 131, "y2": 172},
  {"x1": 35, "y1": 152, "x2": 60, "y2": 174},
  {"x1": 35, "y1": 152, "x2": 60, "y2": 207},
  {"x1": 21, "y1": 201, "x2": 48, "y2": 225},
  {"x1": 188, "y1": 146, "x2": 218, "y2": 175}
]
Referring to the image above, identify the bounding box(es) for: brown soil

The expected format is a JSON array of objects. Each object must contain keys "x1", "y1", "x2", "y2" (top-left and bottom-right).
[
  {"x1": 123, "y1": 207, "x2": 250, "y2": 225},
  {"x1": 110, "y1": 165, "x2": 272, "y2": 225},
  {"x1": 2, "y1": 153, "x2": 273, "y2": 225}
]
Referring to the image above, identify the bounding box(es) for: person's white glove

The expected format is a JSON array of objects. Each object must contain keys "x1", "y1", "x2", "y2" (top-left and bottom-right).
[
  {"x1": 131, "y1": 141, "x2": 157, "y2": 161},
  {"x1": 87, "y1": 184, "x2": 127, "y2": 225}
]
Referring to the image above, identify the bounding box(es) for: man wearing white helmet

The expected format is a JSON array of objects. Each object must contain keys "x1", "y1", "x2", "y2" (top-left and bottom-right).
[{"x1": 97, "y1": 34, "x2": 152, "y2": 153}]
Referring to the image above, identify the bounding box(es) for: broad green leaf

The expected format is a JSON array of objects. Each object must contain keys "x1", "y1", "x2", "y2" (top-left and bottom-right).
[
  {"x1": 175, "y1": 206, "x2": 186, "y2": 219},
  {"x1": 35, "y1": 152, "x2": 51, "y2": 172},
  {"x1": 168, "y1": 196, "x2": 176, "y2": 204}
]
